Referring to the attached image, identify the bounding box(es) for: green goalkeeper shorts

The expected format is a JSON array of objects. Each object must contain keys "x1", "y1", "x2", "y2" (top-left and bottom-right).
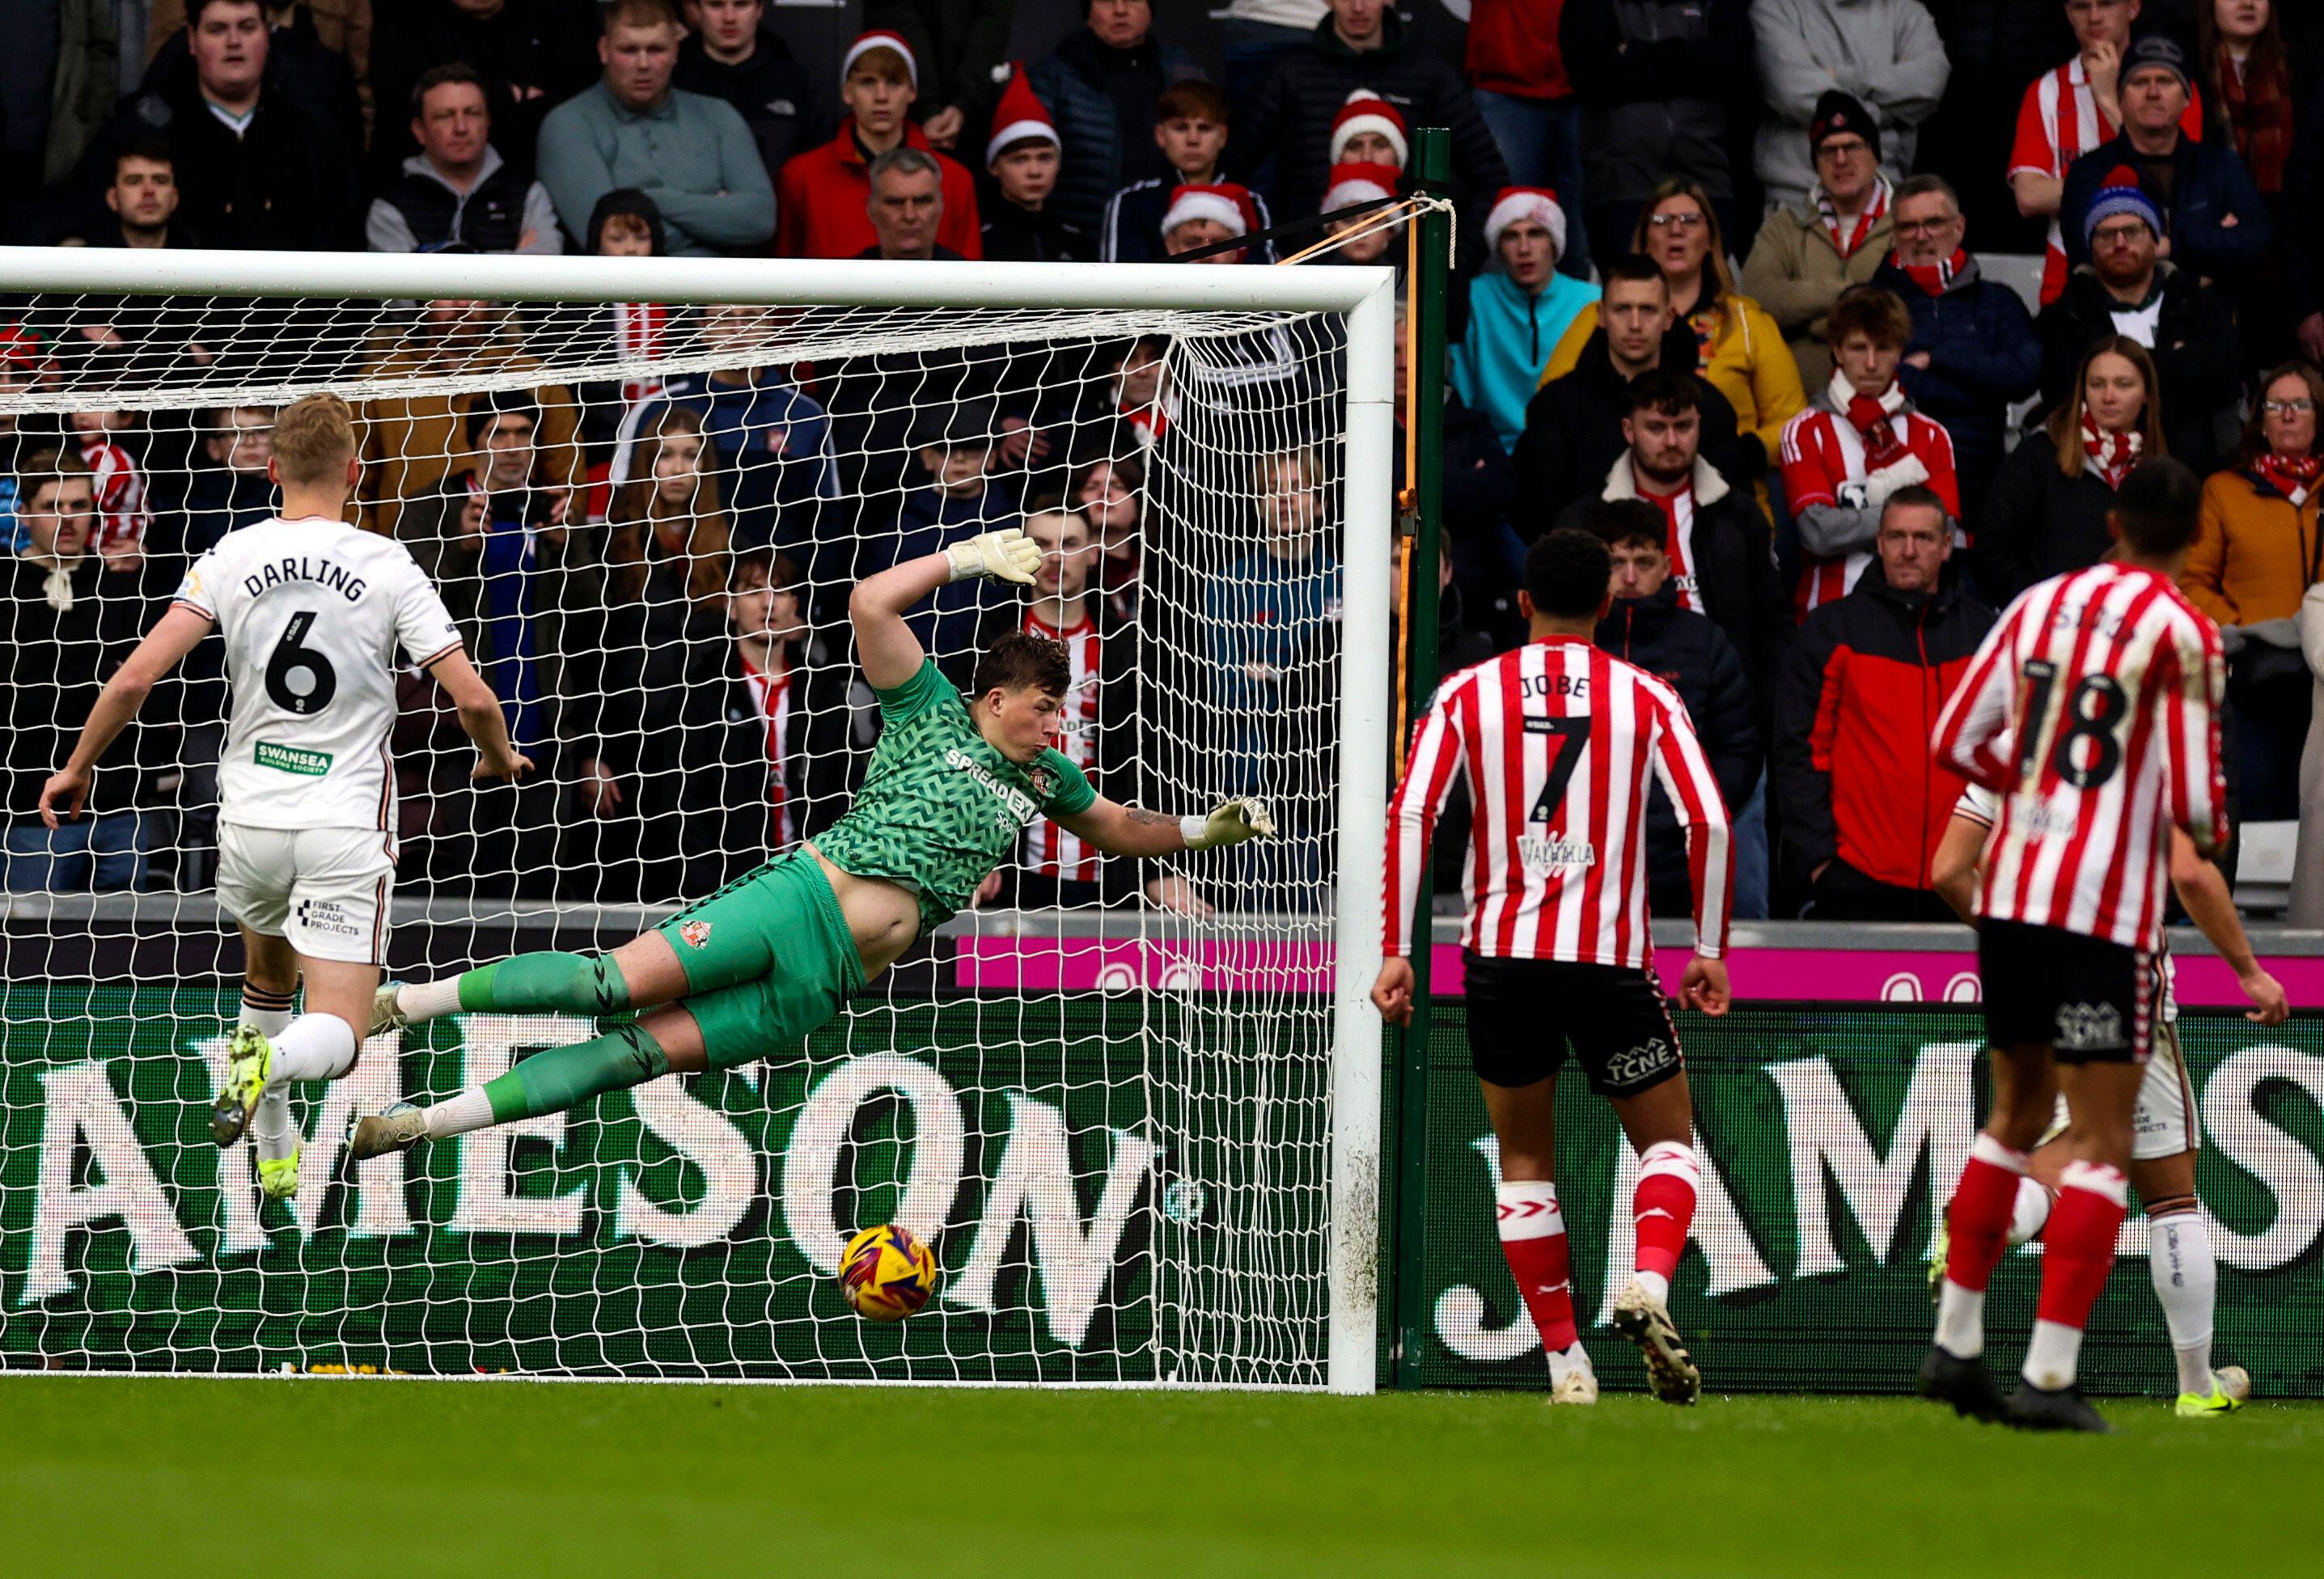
[{"x1": 654, "y1": 850, "x2": 866, "y2": 1069}]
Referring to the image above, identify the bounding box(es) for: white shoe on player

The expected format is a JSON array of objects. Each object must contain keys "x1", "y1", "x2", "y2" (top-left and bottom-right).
[
  {"x1": 1611, "y1": 1278, "x2": 1701, "y2": 1405},
  {"x1": 1549, "y1": 1369, "x2": 1599, "y2": 1406}
]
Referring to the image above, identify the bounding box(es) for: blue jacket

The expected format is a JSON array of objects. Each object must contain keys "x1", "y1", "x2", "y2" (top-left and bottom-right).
[
  {"x1": 1209, "y1": 540, "x2": 1343, "y2": 792},
  {"x1": 2059, "y1": 131, "x2": 2275, "y2": 296},
  {"x1": 624, "y1": 369, "x2": 840, "y2": 569},
  {"x1": 888, "y1": 483, "x2": 1020, "y2": 687},
  {"x1": 1870, "y1": 256, "x2": 2041, "y2": 514},
  {"x1": 1028, "y1": 30, "x2": 1204, "y2": 240},
  {"x1": 1451, "y1": 271, "x2": 1600, "y2": 453}
]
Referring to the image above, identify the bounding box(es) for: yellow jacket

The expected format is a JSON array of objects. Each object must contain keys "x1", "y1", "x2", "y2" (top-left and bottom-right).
[
  {"x1": 359, "y1": 336, "x2": 583, "y2": 536},
  {"x1": 1536, "y1": 289, "x2": 1808, "y2": 471},
  {"x1": 2181, "y1": 467, "x2": 2323, "y2": 627}
]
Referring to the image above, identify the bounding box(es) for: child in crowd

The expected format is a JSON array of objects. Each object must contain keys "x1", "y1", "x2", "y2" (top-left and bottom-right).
[
  {"x1": 982, "y1": 67, "x2": 1086, "y2": 262},
  {"x1": 1104, "y1": 80, "x2": 1273, "y2": 263},
  {"x1": 67, "y1": 405, "x2": 150, "y2": 572}
]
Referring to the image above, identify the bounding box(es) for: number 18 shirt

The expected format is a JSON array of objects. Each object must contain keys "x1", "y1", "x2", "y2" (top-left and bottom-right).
[
  {"x1": 1932, "y1": 561, "x2": 2226, "y2": 952},
  {"x1": 1384, "y1": 635, "x2": 1733, "y2": 967},
  {"x1": 174, "y1": 515, "x2": 464, "y2": 832}
]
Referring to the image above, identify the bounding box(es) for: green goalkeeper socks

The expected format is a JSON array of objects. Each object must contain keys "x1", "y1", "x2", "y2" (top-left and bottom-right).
[
  {"x1": 483, "y1": 1022, "x2": 670, "y2": 1125},
  {"x1": 456, "y1": 951, "x2": 633, "y2": 1018}
]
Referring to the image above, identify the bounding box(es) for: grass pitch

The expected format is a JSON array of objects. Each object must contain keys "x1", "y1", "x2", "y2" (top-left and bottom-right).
[{"x1": 3, "y1": 1378, "x2": 2317, "y2": 1577}]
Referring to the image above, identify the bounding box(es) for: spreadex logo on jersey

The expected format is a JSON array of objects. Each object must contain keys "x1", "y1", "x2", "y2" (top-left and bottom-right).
[
  {"x1": 1517, "y1": 833, "x2": 1596, "y2": 873},
  {"x1": 945, "y1": 747, "x2": 1038, "y2": 823}
]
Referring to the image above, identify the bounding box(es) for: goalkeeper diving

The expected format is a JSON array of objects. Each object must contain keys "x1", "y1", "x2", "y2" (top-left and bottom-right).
[{"x1": 348, "y1": 528, "x2": 1272, "y2": 1158}]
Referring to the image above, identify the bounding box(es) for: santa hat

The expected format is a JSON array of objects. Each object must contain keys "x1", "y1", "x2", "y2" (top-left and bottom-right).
[
  {"x1": 2083, "y1": 166, "x2": 2163, "y2": 250},
  {"x1": 1162, "y1": 183, "x2": 1251, "y2": 239},
  {"x1": 985, "y1": 64, "x2": 1060, "y2": 166},
  {"x1": 842, "y1": 29, "x2": 916, "y2": 91},
  {"x1": 1322, "y1": 161, "x2": 1399, "y2": 216},
  {"x1": 0, "y1": 324, "x2": 40, "y2": 370},
  {"x1": 1329, "y1": 92, "x2": 1408, "y2": 168},
  {"x1": 1482, "y1": 186, "x2": 1567, "y2": 262}
]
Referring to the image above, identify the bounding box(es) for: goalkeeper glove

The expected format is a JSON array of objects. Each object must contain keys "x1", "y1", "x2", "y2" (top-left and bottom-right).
[
  {"x1": 945, "y1": 527, "x2": 1039, "y2": 585},
  {"x1": 1182, "y1": 797, "x2": 1276, "y2": 850}
]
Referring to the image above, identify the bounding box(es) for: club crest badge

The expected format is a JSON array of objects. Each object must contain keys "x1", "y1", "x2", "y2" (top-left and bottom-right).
[{"x1": 679, "y1": 920, "x2": 713, "y2": 949}]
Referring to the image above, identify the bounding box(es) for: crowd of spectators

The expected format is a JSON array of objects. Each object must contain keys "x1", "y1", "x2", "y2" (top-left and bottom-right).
[{"x1": 10, "y1": 0, "x2": 2324, "y2": 926}]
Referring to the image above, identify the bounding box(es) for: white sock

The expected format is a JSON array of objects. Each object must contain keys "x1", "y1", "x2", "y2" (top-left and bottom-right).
[
  {"x1": 250, "y1": 1088, "x2": 298, "y2": 1163},
  {"x1": 2149, "y1": 1210, "x2": 2218, "y2": 1395},
  {"x1": 2022, "y1": 1318, "x2": 2085, "y2": 1391},
  {"x1": 396, "y1": 978, "x2": 464, "y2": 1023},
  {"x1": 1547, "y1": 1342, "x2": 1592, "y2": 1383},
  {"x1": 269, "y1": 1014, "x2": 359, "y2": 1084},
  {"x1": 1935, "y1": 1281, "x2": 1986, "y2": 1360},
  {"x1": 2005, "y1": 1177, "x2": 2055, "y2": 1248},
  {"x1": 425, "y1": 1087, "x2": 497, "y2": 1140},
  {"x1": 1632, "y1": 1270, "x2": 1670, "y2": 1307},
  {"x1": 238, "y1": 995, "x2": 294, "y2": 1039}
]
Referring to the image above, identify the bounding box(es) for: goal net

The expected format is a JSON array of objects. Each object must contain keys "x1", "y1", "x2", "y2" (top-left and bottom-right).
[{"x1": 0, "y1": 251, "x2": 1392, "y2": 1390}]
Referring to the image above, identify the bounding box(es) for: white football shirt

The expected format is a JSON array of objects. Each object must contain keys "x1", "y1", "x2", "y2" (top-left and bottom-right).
[{"x1": 174, "y1": 515, "x2": 463, "y2": 832}]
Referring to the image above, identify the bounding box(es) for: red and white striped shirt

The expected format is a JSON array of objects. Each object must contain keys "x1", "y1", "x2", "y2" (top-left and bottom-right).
[
  {"x1": 1024, "y1": 608, "x2": 1103, "y2": 885},
  {"x1": 2009, "y1": 59, "x2": 2206, "y2": 305},
  {"x1": 1385, "y1": 636, "x2": 1733, "y2": 967},
  {"x1": 76, "y1": 433, "x2": 150, "y2": 556},
  {"x1": 737, "y1": 648, "x2": 794, "y2": 848},
  {"x1": 1639, "y1": 480, "x2": 1703, "y2": 613},
  {"x1": 1931, "y1": 561, "x2": 2226, "y2": 951},
  {"x1": 1780, "y1": 401, "x2": 1960, "y2": 619}
]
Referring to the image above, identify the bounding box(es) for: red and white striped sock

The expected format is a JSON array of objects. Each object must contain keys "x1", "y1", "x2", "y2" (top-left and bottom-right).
[
  {"x1": 1632, "y1": 1141, "x2": 1700, "y2": 1307},
  {"x1": 2024, "y1": 1159, "x2": 2130, "y2": 1391},
  {"x1": 1935, "y1": 1133, "x2": 2028, "y2": 1359},
  {"x1": 1496, "y1": 1181, "x2": 1581, "y2": 1362}
]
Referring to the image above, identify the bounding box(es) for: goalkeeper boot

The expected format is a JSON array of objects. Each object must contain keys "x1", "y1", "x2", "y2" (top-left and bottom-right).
[
  {"x1": 210, "y1": 1027, "x2": 275, "y2": 1147},
  {"x1": 368, "y1": 984, "x2": 413, "y2": 1039},
  {"x1": 256, "y1": 1151, "x2": 301, "y2": 1201},
  {"x1": 1611, "y1": 1279, "x2": 1700, "y2": 1405},
  {"x1": 2005, "y1": 1382, "x2": 2114, "y2": 1434},
  {"x1": 2176, "y1": 1371, "x2": 2248, "y2": 1418},
  {"x1": 1917, "y1": 1345, "x2": 2006, "y2": 1423},
  {"x1": 348, "y1": 1102, "x2": 430, "y2": 1161}
]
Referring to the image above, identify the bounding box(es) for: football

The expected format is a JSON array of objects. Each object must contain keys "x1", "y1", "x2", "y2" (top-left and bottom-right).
[{"x1": 838, "y1": 1224, "x2": 940, "y2": 1322}]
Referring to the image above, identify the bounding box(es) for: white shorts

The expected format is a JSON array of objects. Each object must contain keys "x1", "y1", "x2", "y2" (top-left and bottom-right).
[
  {"x1": 2041, "y1": 1021, "x2": 2198, "y2": 1161},
  {"x1": 215, "y1": 823, "x2": 395, "y2": 966}
]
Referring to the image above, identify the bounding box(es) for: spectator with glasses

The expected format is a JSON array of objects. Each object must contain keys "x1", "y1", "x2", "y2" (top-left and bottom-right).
[
  {"x1": 1539, "y1": 179, "x2": 1806, "y2": 493},
  {"x1": 1872, "y1": 173, "x2": 2042, "y2": 516},
  {"x1": 2180, "y1": 361, "x2": 2324, "y2": 819}
]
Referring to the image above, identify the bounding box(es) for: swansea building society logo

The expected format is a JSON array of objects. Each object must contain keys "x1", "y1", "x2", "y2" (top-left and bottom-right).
[{"x1": 679, "y1": 920, "x2": 713, "y2": 949}]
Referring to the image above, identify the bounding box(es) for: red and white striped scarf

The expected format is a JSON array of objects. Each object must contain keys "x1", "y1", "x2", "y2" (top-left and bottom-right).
[
  {"x1": 2081, "y1": 413, "x2": 2144, "y2": 490},
  {"x1": 1816, "y1": 177, "x2": 1891, "y2": 260}
]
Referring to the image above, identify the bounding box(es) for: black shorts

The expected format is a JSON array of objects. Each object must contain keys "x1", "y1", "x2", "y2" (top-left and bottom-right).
[
  {"x1": 1463, "y1": 953, "x2": 1685, "y2": 1096},
  {"x1": 1979, "y1": 917, "x2": 2154, "y2": 1065}
]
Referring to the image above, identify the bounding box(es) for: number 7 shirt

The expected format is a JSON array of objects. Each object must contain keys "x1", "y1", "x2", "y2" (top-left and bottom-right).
[
  {"x1": 1384, "y1": 634, "x2": 1733, "y2": 967},
  {"x1": 1931, "y1": 561, "x2": 2226, "y2": 952},
  {"x1": 175, "y1": 514, "x2": 464, "y2": 832}
]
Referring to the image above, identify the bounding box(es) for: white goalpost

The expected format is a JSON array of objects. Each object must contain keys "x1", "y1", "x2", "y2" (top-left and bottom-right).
[{"x1": 0, "y1": 248, "x2": 1391, "y2": 1392}]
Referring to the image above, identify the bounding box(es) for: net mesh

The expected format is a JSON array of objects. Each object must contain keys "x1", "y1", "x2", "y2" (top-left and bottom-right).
[{"x1": 0, "y1": 286, "x2": 1360, "y2": 1384}]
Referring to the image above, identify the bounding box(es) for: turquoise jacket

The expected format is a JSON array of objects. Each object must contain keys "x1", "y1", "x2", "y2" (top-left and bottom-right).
[{"x1": 1451, "y1": 271, "x2": 1600, "y2": 453}]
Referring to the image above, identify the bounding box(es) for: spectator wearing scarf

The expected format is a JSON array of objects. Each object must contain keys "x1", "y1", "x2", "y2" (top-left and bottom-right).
[
  {"x1": 2182, "y1": 361, "x2": 2324, "y2": 629},
  {"x1": 1872, "y1": 173, "x2": 2041, "y2": 517},
  {"x1": 1975, "y1": 335, "x2": 2164, "y2": 604},
  {"x1": 1743, "y1": 91, "x2": 1898, "y2": 392}
]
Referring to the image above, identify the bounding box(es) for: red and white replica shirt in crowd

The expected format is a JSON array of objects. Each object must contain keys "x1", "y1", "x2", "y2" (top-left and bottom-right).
[
  {"x1": 1637, "y1": 480, "x2": 1704, "y2": 615},
  {"x1": 736, "y1": 650, "x2": 794, "y2": 848},
  {"x1": 1932, "y1": 561, "x2": 2226, "y2": 952},
  {"x1": 1385, "y1": 634, "x2": 1733, "y2": 967},
  {"x1": 1779, "y1": 400, "x2": 1961, "y2": 618},
  {"x1": 2009, "y1": 59, "x2": 2206, "y2": 305},
  {"x1": 1024, "y1": 608, "x2": 1103, "y2": 886},
  {"x1": 77, "y1": 433, "x2": 150, "y2": 557}
]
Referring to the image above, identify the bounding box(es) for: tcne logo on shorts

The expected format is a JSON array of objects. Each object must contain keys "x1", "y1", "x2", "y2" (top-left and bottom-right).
[
  {"x1": 1602, "y1": 1037, "x2": 1678, "y2": 1087},
  {"x1": 2054, "y1": 1001, "x2": 2126, "y2": 1052}
]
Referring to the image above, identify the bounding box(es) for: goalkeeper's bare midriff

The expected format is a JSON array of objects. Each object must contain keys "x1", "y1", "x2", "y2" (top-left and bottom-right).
[{"x1": 807, "y1": 843, "x2": 921, "y2": 978}]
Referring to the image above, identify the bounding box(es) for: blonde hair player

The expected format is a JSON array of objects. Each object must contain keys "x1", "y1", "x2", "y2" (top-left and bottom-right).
[{"x1": 39, "y1": 392, "x2": 531, "y2": 1200}]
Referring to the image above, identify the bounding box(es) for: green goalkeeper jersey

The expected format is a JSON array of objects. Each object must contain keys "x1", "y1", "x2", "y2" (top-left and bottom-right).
[{"x1": 811, "y1": 658, "x2": 1097, "y2": 929}]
